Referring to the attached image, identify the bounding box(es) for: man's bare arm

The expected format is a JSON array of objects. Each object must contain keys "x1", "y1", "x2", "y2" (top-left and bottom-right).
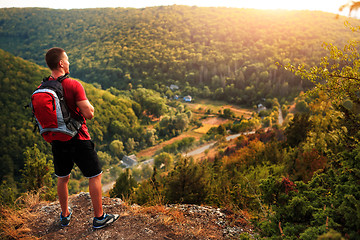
[{"x1": 76, "y1": 100, "x2": 94, "y2": 120}]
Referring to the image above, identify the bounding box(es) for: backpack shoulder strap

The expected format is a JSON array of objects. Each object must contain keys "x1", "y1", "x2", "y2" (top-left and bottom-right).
[
  {"x1": 42, "y1": 76, "x2": 50, "y2": 83},
  {"x1": 56, "y1": 74, "x2": 69, "y2": 83},
  {"x1": 41, "y1": 74, "x2": 69, "y2": 84}
]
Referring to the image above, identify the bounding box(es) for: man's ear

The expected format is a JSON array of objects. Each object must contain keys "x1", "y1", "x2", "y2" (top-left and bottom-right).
[{"x1": 59, "y1": 59, "x2": 64, "y2": 68}]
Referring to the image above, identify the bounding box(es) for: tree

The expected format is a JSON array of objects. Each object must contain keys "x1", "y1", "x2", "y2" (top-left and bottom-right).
[
  {"x1": 202, "y1": 86, "x2": 211, "y2": 98},
  {"x1": 217, "y1": 124, "x2": 227, "y2": 135},
  {"x1": 164, "y1": 157, "x2": 208, "y2": 204},
  {"x1": 109, "y1": 140, "x2": 124, "y2": 157},
  {"x1": 20, "y1": 144, "x2": 56, "y2": 200},
  {"x1": 109, "y1": 168, "x2": 137, "y2": 199},
  {"x1": 285, "y1": 113, "x2": 312, "y2": 148},
  {"x1": 154, "y1": 152, "x2": 173, "y2": 171},
  {"x1": 131, "y1": 88, "x2": 167, "y2": 117},
  {"x1": 97, "y1": 151, "x2": 113, "y2": 167},
  {"x1": 339, "y1": 1, "x2": 360, "y2": 16},
  {"x1": 144, "y1": 129, "x2": 157, "y2": 147},
  {"x1": 293, "y1": 149, "x2": 327, "y2": 182},
  {"x1": 0, "y1": 180, "x2": 17, "y2": 206},
  {"x1": 174, "y1": 113, "x2": 189, "y2": 132},
  {"x1": 295, "y1": 100, "x2": 309, "y2": 113},
  {"x1": 222, "y1": 108, "x2": 234, "y2": 119},
  {"x1": 125, "y1": 138, "x2": 138, "y2": 153},
  {"x1": 266, "y1": 24, "x2": 360, "y2": 239}
]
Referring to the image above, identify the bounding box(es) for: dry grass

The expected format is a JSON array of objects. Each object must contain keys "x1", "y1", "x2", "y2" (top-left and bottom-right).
[
  {"x1": 194, "y1": 123, "x2": 214, "y2": 134},
  {"x1": 0, "y1": 206, "x2": 36, "y2": 240},
  {"x1": 190, "y1": 225, "x2": 205, "y2": 237},
  {"x1": 194, "y1": 117, "x2": 229, "y2": 134},
  {"x1": 139, "y1": 205, "x2": 186, "y2": 225},
  {"x1": 0, "y1": 190, "x2": 45, "y2": 240},
  {"x1": 15, "y1": 190, "x2": 46, "y2": 209}
]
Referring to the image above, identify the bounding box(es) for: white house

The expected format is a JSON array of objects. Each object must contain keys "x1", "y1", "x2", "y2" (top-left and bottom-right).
[
  {"x1": 183, "y1": 95, "x2": 192, "y2": 102},
  {"x1": 257, "y1": 103, "x2": 266, "y2": 112},
  {"x1": 169, "y1": 84, "x2": 179, "y2": 91}
]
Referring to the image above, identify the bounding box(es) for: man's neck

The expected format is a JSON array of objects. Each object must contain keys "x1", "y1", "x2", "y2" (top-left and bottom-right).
[{"x1": 51, "y1": 70, "x2": 67, "y2": 79}]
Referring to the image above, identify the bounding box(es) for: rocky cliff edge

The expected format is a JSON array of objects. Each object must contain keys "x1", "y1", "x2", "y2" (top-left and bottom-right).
[{"x1": 4, "y1": 192, "x2": 255, "y2": 239}]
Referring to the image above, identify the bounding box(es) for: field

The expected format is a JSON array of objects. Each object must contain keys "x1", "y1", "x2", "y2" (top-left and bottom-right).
[
  {"x1": 193, "y1": 117, "x2": 229, "y2": 134},
  {"x1": 185, "y1": 98, "x2": 254, "y2": 119},
  {"x1": 137, "y1": 131, "x2": 202, "y2": 158},
  {"x1": 137, "y1": 99, "x2": 255, "y2": 158},
  {"x1": 188, "y1": 98, "x2": 254, "y2": 134}
]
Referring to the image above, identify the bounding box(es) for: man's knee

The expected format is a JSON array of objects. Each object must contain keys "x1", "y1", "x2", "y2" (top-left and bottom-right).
[
  {"x1": 58, "y1": 175, "x2": 70, "y2": 184},
  {"x1": 89, "y1": 173, "x2": 102, "y2": 187}
]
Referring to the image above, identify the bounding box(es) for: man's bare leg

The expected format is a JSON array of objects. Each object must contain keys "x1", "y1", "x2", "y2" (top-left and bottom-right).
[
  {"x1": 57, "y1": 175, "x2": 70, "y2": 217},
  {"x1": 89, "y1": 174, "x2": 104, "y2": 218}
]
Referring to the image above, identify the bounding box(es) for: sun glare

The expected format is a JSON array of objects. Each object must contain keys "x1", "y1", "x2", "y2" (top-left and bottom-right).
[
  {"x1": 229, "y1": 0, "x2": 348, "y2": 13},
  {"x1": 0, "y1": 0, "x2": 351, "y2": 14}
]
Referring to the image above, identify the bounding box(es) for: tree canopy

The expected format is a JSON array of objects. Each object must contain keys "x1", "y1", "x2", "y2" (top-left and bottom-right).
[{"x1": 1, "y1": 6, "x2": 359, "y2": 105}]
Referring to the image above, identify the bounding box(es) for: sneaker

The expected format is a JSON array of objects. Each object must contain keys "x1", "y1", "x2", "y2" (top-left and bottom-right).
[
  {"x1": 93, "y1": 213, "x2": 119, "y2": 229},
  {"x1": 60, "y1": 208, "x2": 72, "y2": 227}
]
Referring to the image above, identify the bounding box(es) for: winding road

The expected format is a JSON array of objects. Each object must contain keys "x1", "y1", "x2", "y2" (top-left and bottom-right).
[
  {"x1": 103, "y1": 108, "x2": 283, "y2": 192},
  {"x1": 183, "y1": 131, "x2": 255, "y2": 157}
]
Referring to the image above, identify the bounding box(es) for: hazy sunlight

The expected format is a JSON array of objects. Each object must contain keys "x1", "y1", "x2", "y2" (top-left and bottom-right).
[{"x1": 0, "y1": 0, "x2": 351, "y2": 15}]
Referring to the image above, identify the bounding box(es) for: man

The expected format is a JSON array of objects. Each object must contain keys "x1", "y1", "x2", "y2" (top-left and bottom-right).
[{"x1": 45, "y1": 47, "x2": 119, "y2": 228}]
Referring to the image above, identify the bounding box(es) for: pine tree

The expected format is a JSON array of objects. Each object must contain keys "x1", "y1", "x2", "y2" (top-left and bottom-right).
[{"x1": 164, "y1": 156, "x2": 208, "y2": 204}]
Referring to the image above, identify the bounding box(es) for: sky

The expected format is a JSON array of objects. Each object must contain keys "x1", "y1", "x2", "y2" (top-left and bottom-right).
[{"x1": 0, "y1": 0, "x2": 352, "y2": 15}]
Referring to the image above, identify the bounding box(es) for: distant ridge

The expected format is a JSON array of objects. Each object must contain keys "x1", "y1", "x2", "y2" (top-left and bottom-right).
[{"x1": 1, "y1": 6, "x2": 359, "y2": 105}]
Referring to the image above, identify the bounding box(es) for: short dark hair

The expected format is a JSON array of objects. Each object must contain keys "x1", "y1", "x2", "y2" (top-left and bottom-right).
[{"x1": 45, "y1": 47, "x2": 65, "y2": 70}]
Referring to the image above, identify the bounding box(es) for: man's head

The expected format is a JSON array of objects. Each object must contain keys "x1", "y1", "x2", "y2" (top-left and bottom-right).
[{"x1": 45, "y1": 47, "x2": 70, "y2": 74}]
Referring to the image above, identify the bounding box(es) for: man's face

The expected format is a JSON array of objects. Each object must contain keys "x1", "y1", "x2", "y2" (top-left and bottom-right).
[{"x1": 60, "y1": 52, "x2": 70, "y2": 74}]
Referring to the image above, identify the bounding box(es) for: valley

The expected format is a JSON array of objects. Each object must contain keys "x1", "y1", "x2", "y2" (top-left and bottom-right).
[{"x1": 1, "y1": 5, "x2": 360, "y2": 239}]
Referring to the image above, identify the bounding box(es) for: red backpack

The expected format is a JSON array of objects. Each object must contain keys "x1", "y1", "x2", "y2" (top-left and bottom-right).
[{"x1": 30, "y1": 75, "x2": 82, "y2": 143}]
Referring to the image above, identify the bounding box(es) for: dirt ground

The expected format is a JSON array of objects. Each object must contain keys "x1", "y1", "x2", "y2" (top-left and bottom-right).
[
  {"x1": 24, "y1": 192, "x2": 254, "y2": 240},
  {"x1": 201, "y1": 117, "x2": 228, "y2": 125}
]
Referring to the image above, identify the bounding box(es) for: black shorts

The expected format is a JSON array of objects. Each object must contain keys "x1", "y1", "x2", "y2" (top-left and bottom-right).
[{"x1": 51, "y1": 139, "x2": 102, "y2": 178}]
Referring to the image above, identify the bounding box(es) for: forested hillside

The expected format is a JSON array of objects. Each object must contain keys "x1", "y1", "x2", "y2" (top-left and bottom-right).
[
  {"x1": 1, "y1": 5, "x2": 360, "y2": 239},
  {"x1": 108, "y1": 33, "x2": 360, "y2": 239},
  {"x1": 1, "y1": 6, "x2": 360, "y2": 105}
]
